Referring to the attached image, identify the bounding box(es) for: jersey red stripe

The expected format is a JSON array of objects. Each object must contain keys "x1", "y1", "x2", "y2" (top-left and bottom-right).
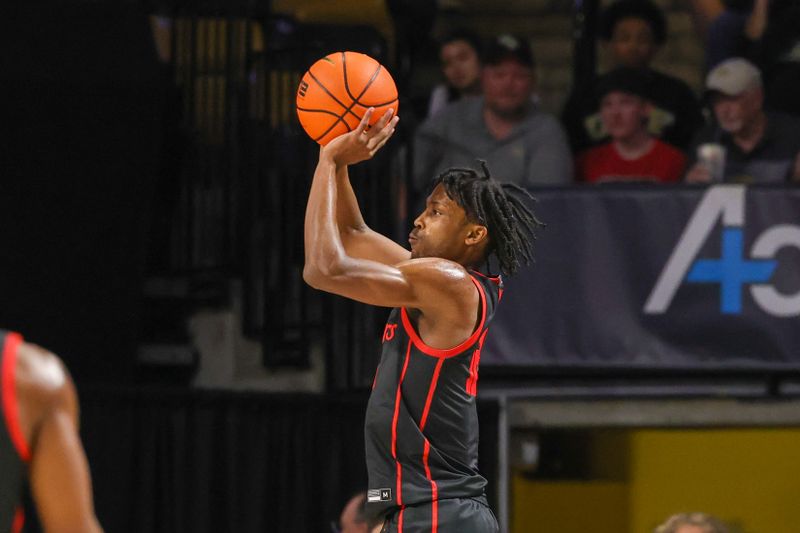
[
  {"x1": 423, "y1": 439, "x2": 439, "y2": 533},
  {"x1": 391, "y1": 341, "x2": 413, "y2": 512},
  {"x1": 470, "y1": 270, "x2": 502, "y2": 284},
  {"x1": 1, "y1": 332, "x2": 30, "y2": 462},
  {"x1": 419, "y1": 358, "x2": 444, "y2": 431},
  {"x1": 400, "y1": 275, "x2": 487, "y2": 358},
  {"x1": 466, "y1": 329, "x2": 489, "y2": 396},
  {"x1": 11, "y1": 507, "x2": 24, "y2": 533}
]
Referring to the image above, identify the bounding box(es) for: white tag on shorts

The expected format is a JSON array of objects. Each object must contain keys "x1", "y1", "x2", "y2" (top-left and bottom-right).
[{"x1": 367, "y1": 488, "x2": 392, "y2": 502}]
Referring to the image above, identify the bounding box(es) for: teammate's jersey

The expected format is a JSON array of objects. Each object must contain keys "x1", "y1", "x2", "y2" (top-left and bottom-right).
[
  {"x1": 364, "y1": 270, "x2": 503, "y2": 521},
  {"x1": 0, "y1": 331, "x2": 28, "y2": 533}
]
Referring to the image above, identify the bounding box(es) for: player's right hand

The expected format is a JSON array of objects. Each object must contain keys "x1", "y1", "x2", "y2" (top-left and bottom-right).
[{"x1": 322, "y1": 108, "x2": 399, "y2": 167}]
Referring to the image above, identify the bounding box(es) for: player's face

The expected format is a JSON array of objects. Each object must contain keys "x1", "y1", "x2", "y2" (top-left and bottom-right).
[
  {"x1": 712, "y1": 88, "x2": 762, "y2": 134},
  {"x1": 600, "y1": 91, "x2": 649, "y2": 141},
  {"x1": 440, "y1": 39, "x2": 481, "y2": 91},
  {"x1": 482, "y1": 59, "x2": 534, "y2": 117},
  {"x1": 610, "y1": 17, "x2": 657, "y2": 68},
  {"x1": 409, "y1": 184, "x2": 471, "y2": 260}
]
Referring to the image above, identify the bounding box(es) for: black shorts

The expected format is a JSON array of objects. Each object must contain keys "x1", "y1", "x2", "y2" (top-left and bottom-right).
[{"x1": 380, "y1": 496, "x2": 499, "y2": 533}]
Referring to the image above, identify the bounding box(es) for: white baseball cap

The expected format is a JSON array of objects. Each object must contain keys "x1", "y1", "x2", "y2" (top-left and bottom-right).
[{"x1": 705, "y1": 57, "x2": 762, "y2": 96}]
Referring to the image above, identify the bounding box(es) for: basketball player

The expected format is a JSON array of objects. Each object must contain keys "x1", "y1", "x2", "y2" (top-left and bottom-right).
[
  {"x1": 304, "y1": 108, "x2": 542, "y2": 532},
  {"x1": 1, "y1": 331, "x2": 102, "y2": 532}
]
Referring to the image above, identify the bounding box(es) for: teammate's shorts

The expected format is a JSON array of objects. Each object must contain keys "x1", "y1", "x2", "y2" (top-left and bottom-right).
[{"x1": 379, "y1": 496, "x2": 499, "y2": 533}]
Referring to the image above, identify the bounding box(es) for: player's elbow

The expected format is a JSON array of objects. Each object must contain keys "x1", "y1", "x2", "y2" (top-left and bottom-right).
[
  {"x1": 303, "y1": 259, "x2": 344, "y2": 289},
  {"x1": 303, "y1": 263, "x2": 325, "y2": 288}
]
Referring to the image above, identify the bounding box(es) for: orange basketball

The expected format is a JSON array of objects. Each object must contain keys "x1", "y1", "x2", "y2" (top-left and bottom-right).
[{"x1": 296, "y1": 51, "x2": 399, "y2": 145}]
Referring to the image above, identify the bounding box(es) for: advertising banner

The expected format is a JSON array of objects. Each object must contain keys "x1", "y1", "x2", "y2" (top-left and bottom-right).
[{"x1": 483, "y1": 185, "x2": 800, "y2": 371}]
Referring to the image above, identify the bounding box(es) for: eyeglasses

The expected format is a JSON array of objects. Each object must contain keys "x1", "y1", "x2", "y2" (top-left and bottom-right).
[{"x1": 330, "y1": 520, "x2": 341, "y2": 533}]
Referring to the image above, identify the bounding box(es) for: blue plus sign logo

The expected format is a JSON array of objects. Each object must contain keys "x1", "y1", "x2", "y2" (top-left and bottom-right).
[
  {"x1": 646, "y1": 186, "x2": 800, "y2": 318},
  {"x1": 686, "y1": 228, "x2": 777, "y2": 314}
]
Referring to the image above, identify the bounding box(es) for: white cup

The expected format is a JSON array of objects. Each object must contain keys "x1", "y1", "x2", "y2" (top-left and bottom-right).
[{"x1": 697, "y1": 143, "x2": 726, "y2": 182}]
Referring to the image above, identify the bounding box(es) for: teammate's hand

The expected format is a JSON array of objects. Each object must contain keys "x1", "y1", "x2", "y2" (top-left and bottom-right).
[{"x1": 321, "y1": 108, "x2": 399, "y2": 167}]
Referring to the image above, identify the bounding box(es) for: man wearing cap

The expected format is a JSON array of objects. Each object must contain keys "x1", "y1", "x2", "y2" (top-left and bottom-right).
[
  {"x1": 576, "y1": 67, "x2": 687, "y2": 183},
  {"x1": 685, "y1": 57, "x2": 800, "y2": 183},
  {"x1": 413, "y1": 33, "x2": 572, "y2": 199}
]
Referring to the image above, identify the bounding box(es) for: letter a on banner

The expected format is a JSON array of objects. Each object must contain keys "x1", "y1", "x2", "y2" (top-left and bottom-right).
[{"x1": 644, "y1": 186, "x2": 745, "y2": 313}]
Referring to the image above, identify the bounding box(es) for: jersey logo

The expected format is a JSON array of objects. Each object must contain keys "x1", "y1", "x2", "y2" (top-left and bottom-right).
[
  {"x1": 367, "y1": 488, "x2": 392, "y2": 502},
  {"x1": 382, "y1": 323, "x2": 398, "y2": 343}
]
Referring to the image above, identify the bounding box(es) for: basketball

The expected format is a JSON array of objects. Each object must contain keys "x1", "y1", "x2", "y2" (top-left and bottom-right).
[{"x1": 296, "y1": 51, "x2": 399, "y2": 145}]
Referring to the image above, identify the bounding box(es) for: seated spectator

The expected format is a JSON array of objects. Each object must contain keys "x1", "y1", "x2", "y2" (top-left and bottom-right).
[
  {"x1": 427, "y1": 29, "x2": 483, "y2": 118},
  {"x1": 654, "y1": 512, "x2": 729, "y2": 533},
  {"x1": 691, "y1": 0, "x2": 752, "y2": 70},
  {"x1": 414, "y1": 34, "x2": 572, "y2": 197},
  {"x1": 576, "y1": 68, "x2": 686, "y2": 183},
  {"x1": 685, "y1": 57, "x2": 800, "y2": 183},
  {"x1": 561, "y1": 0, "x2": 704, "y2": 152},
  {"x1": 695, "y1": 0, "x2": 800, "y2": 115},
  {"x1": 755, "y1": 0, "x2": 800, "y2": 116}
]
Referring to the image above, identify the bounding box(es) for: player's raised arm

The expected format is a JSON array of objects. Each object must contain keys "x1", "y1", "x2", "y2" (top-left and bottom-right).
[
  {"x1": 334, "y1": 157, "x2": 411, "y2": 266},
  {"x1": 303, "y1": 108, "x2": 427, "y2": 308}
]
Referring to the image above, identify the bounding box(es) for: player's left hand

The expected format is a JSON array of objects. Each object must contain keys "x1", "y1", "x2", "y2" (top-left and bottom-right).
[{"x1": 321, "y1": 108, "x2": 399, "y2": 166}]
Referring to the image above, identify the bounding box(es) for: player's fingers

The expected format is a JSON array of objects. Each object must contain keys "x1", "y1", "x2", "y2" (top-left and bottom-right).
[
  {"x1": 370, "y1": 126, "x2": 397, "y2": 154},
  {"x1": 356, "y1": 108, "x2": 374, "y2": 135},
  {"x1": 374, "y1": 108, "x2": 395, "y2": 131},
  {"x1": 368, "y1": 116, "x2": 399, "y2": 148}
]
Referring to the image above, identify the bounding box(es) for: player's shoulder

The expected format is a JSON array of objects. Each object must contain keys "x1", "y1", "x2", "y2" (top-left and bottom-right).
[
  {"x1": 14, "y1": 342, "x2": 72, "y2": 406},
  {"x1": 397, "y1": 256, "x2": 468, "y2": 275},
  {"x1": 395, "y1": 257, "x2": 475, "y2": 291}
]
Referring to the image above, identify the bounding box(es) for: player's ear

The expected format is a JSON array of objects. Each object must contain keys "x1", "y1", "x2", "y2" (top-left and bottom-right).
[{"x1": 465, "y1": 224, "x2": 488, "y2": 246}]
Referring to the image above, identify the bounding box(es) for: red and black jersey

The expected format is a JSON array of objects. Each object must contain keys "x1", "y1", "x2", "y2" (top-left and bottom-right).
[
  {"x1": 0, "y1": 331, "x2": 28, "y2": 533},
  {"x1": 364, "y1": 270, "x2": 502, "y2": 523}
]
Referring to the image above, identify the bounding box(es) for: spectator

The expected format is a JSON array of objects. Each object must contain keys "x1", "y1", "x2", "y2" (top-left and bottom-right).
[
  {"x1": 654, "y1": 512, "x2": 729, "y2": 533},
  {"x1": 693, "y1": 0, "x2": 800, "y2": 115},
  {"x1": 331, "y1": 492, "x2": 383, "y2": 533},
  {"x1": 414, "y1": 34, "x2": 572, "y2": 198},
  {"x1": 427, "y1": 29, "x2": 483, "y2": 118},
  {"x1": 561, "y1": 0, "x2": 704, "y2": 153},
  {"x1": 753, "y1": 0, "x2": 800, "y2": 116},
  {"x1": 576, "y1": 68, "x2": 686, "y2": 183},
  {"x1": 685, "y1": 57, "x2": 800, "y2": 183}
]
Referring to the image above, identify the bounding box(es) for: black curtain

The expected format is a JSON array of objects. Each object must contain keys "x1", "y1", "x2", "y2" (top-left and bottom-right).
[
  {"x1": 0, "y1": 3, "x2": 166, "y2": 383},
  {"x1": 22, "y1": 389, "x2": 499, "y2": 532}
]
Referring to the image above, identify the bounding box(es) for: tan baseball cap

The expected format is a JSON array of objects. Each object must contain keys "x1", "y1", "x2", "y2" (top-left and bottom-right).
[{"x1": 705, "y1": 57, "x2": 762, "y2": 96}]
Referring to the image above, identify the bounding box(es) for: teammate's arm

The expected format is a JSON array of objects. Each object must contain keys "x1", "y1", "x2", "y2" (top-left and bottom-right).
[{"x1": 23, "y1": 347, "x2": 103, "y2": 533}]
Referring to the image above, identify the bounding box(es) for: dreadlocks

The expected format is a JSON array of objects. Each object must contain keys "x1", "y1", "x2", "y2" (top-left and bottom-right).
[{"x1": 431, "y1": 161, "x2": 544, "y2": 276}]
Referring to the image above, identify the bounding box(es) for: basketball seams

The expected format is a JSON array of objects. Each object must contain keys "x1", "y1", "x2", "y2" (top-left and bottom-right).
[
  {"x1": 296, "y1": 106, "x2": 346, "y2": 118},
  {"x1": 298, "y1": 51, "x2": 397, "y2": 144},
  {"x1": 306, "y1": 69, "x2": 348, "y2": 112},
  {"x1": 305, "y1": 68, "x2": 356, "y2": 142},
  {"x1": 343, "y1": 54, "x2": 398, "y2": 108}
]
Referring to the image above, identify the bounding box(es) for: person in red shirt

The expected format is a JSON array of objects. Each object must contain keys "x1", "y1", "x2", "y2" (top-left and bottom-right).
[{"x1": 576, "y1": 67, "x2": 687, "y2": 183}]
